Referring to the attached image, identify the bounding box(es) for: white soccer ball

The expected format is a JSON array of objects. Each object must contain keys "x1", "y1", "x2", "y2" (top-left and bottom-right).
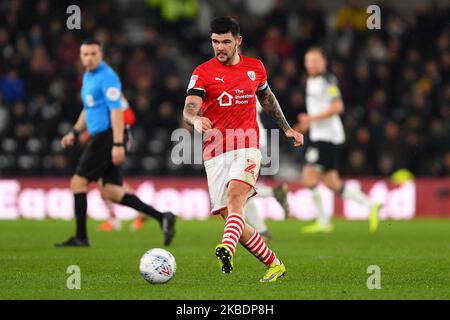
[{"x1": 139, "y1": 248, "x2": 176, "y2": 284}]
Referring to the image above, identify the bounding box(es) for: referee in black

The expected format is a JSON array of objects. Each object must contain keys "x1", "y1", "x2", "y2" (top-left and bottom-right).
[{"x1": 55, "y1": 39, "x2": 176, "y2": 247}]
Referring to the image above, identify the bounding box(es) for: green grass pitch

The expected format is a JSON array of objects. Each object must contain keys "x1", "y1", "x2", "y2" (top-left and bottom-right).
[{"x1": 0, "y1": 218, "x2": 449, "y2": 300}]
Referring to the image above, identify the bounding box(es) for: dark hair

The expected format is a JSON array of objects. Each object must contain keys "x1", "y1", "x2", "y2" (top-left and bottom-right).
[
  {"x1": 210, "y1": 16, "x2": 240, "y2": 37},
  {"x1": 81, "y1": 38, "x2": 102, "y2": 47},
  {"x1": 306, "y1": 46, "x2": 327, "y2": 59}
]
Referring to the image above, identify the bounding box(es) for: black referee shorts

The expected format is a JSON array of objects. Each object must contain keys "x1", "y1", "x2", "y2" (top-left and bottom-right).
[
  {"x1": 304, "y1": 140, "x2": 343, "y2": 172},
  {"x1": 75, "y1": 129, "x2": 123, "y2": 186}
]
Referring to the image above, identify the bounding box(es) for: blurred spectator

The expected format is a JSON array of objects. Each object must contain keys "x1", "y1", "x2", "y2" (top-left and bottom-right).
[
  {"x1": 261, "y1": 26, "x2": 293, "y2": 59},
  {"x1": 57, "y1": 32, "x2": 79, "y2": 66},
  {"x1": 126, "y1": 48, "x2": 155, "y2": 89},
  {"x1": 334, "y1": 0, "x2": 368, "y2": 33},
  {"x1": 0, "y1": 69, "x2": 25, "y2": 104}
]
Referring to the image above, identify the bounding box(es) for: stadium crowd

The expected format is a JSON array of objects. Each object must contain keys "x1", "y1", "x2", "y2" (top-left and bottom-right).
[{"x1": 0, "y1": 0, "x2": 449, "y2": 177}]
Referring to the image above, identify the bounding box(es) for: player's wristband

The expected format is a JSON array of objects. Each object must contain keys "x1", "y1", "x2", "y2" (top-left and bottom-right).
[{"x1": 113, "y1": 142, "x2": 125, "y2": 147}]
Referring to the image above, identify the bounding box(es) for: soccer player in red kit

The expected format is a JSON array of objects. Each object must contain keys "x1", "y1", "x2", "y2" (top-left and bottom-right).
[{"x1": 183, "y1": 17, "x2": 303, "y2": 282}]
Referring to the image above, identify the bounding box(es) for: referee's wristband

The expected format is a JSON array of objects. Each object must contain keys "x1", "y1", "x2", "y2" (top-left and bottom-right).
[{"x1": 113, "y1": 142, "x2": 125, "y2": 147}]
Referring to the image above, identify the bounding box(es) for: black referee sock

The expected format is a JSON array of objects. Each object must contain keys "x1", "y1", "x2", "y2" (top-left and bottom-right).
[
  {"x1": 74, "y1": 193, "x2": 88, "y2": 240},
  {"x1": 120, "y1": 194, "x2": 163, "y2": 223}
]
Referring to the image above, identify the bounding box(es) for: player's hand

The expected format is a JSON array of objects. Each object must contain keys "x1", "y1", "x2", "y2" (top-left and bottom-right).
[
  {"x1": 193, "y1": 116, "x2": 212, "y2": 134},
  {"x1": 285, "y1": 128, "x2": 304, "y2": 147},
  {"x1": 112, "y1": 146, "x2": 125, "y2": 166},
  {"x1": 61, "y1": 132, "x2": 76, "y2": 149},
  {"x1": 297, "y1": 113, "x2": 311, "y2": 125}
]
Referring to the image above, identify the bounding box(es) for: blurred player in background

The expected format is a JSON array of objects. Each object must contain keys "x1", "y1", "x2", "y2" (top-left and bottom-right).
[
  {"x1": 183, "y1": 17, "x2": 303, "y2": 282},
  {"x1": 55, "y1": 39, "x2": 176, "y2": 247},
  {"x1": 295, "y1": 47, "x2": 381, "y2": 234}
]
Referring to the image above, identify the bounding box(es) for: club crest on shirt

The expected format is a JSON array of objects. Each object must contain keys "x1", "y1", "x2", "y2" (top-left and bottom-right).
[{"x1": 247, "y1": 71, "x2": 256, "y2": 81}]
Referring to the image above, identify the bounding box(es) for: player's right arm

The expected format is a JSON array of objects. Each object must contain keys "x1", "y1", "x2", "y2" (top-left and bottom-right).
[
  {"x1": 183, "y1": 95, "x2": 211, "y2": 134},
  {"x1": 61, "y1": 109, "x2": 86, "y2": 149}
]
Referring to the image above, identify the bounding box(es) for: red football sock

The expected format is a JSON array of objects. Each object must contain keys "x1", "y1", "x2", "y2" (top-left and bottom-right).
[
  {"x1": 222, "y1": 213, "x2": 245, "y2": 255},
  {"x1": 242, "y1": 230, "x2": 276, "y2": 266}
]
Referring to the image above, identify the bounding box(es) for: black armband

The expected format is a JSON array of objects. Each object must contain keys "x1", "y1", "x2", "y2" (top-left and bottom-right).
[
  {"x1": 113, "y1": 142, "x2": 125, "y2": 147},
  {"x1": 257, "y1": 82, "x2": 269, "y2": 92},
  {"x1": 187, "y1": 88, "x2": 206, "y2": 98}
]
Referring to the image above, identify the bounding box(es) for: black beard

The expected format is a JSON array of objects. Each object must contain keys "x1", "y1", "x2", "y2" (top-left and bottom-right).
[{"x1": 216, "y1": 45, "x2": 238, "y2": 64}]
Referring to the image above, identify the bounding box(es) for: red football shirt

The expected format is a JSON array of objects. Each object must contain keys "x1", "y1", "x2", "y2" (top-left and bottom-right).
[{"x1": 187, "y1": 54, "x2": 268, "y2": 160}]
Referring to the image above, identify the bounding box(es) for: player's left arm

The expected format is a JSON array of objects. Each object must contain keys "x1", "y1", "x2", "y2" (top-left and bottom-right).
[
  {"x1": 184, "y1": 95, "x2": 213, "y2": 134},
  {"x1": 257, "y1": 86, "x2": 303, "y2": 147}
]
